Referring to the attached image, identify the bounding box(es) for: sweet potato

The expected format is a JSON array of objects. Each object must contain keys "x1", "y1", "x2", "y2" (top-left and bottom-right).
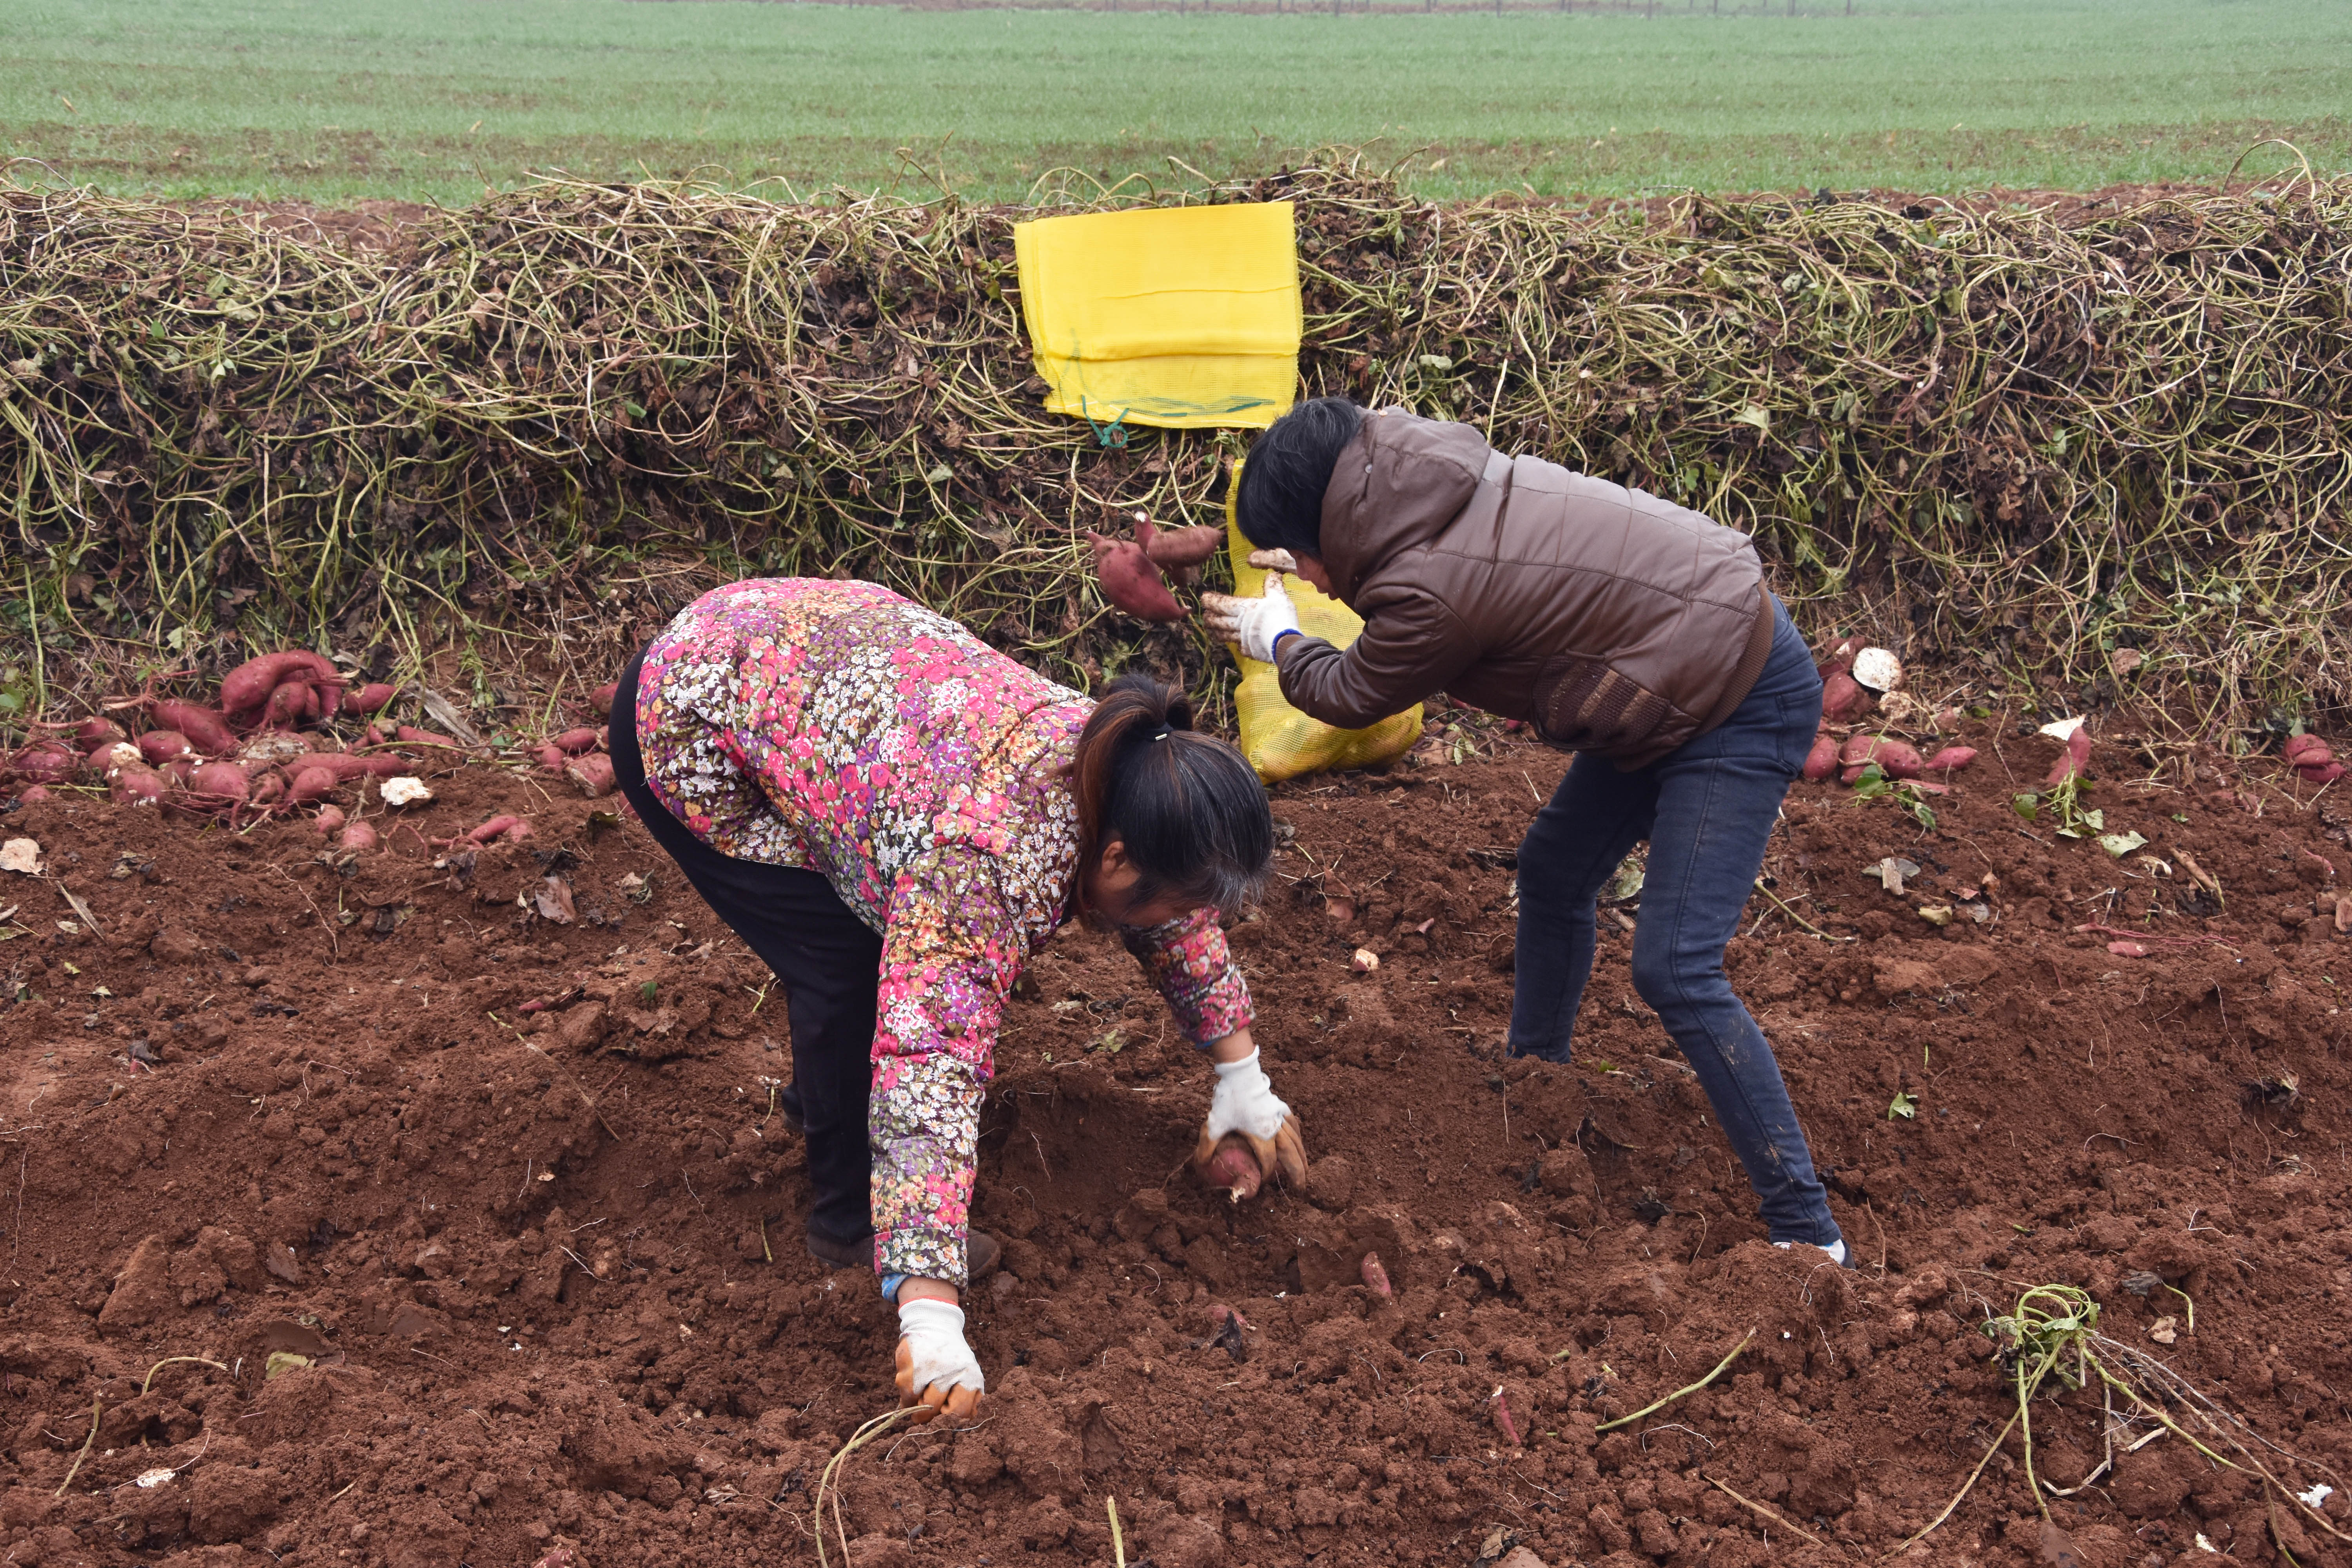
[
  {"x1": 314, "y1": 805, "x2": 347, "y2": 836},
  {"x1": 249, "y1": 771, "x2": 285, "y2": 807},
  {"x1": 137, "y1": 730, "x2": 194, "y2": 768},
  {"x1": 284, "y1": 752, "x2": 408, "y2": 782},
  {"x1": 590, "y1": 681, "x2": 619, "y2": 713},
  {"x1": 285, "y1": 766, "x2": 342, "y2": 805},
  {"x1": 2284, "y1": 733, "x2": 2330, "y2": 767},
  {"x1": 1819, "y1": 671, "x2": 1867, "y2": 722},
  {"x1": 9, "y1": 744, "x2": 77, "y2": 785},
  {"x1": 147, "y1": 700, "x2": 238, "y2": 756},
  {"x1": 566, "y1": 754, "x2": 617, "y2": 798},
  {"x1": 1875, "y1": 741, "x2": 1924, "y2": 779},
  {"x1": 531, "y1": 743, "x2": 567, "y2": 771},
  {"x1": 14, "y1": 785, "x2": 50, "y2": 805},
  {"x1": 467, "y1": 814, "x2": 531, "y2": 845},
  {"x1": 396, "y1": 724, "x2": 457, "y2": 749},
  {"x1": 1837, "y1": 735, "x2": 1923, "y2": 778},
  {"x1": 1922, "y1": 746, "x2": 1978, "y2": 774},
  {"x1": 187, "y1": 762, "x2": 250, "y2": 803},
  {"x1": 219, "y1": 651, "x2": 313, "y2": 716},
  {"x1": 110, "y1": 764, "x2": 167, "y2": 807},
  {"x1": 1137, "y1": 515, "x2": 1223, "y2": 571},
  {"x1": 2301, "y1": 762, "x2": 2347, "y2": 786},
  {"x1": 343, "y1": 682, "x2": 397, "y2": 717},
  {"x1": 549, "y1": 727, "x2": 601, "y2": 755},
  {"x1": 2045, "y1": 726, "x2": 2092, "y2": 786},
  {"x1": 1086, "y1": 530, "x2": 1186, "y2": 622},
  {"x1": 337, "y1": 820, "x2": 378, "y2": 852},
  {"x1": 74, "y1": 717, "x2": 126, "y2": 753},
  {"x1": 1202, "y1": 1136, "x2": 1263, "y2": 1203},
  {"x1": 221, "y1": 651, "x2": 339, "y2": 716},
  {"x1": 165, "y1": 757, "x2": 195, "y2": 786},
  {"x1": 1360, "y1": 1252, "x2": 1393, "y2": 1297},
  {"x1": 260, "y1": 681, "x2": 313, "y2": 730},
  {"x1": 1801, "y1": 735, "x2": 1841, "y2": 781},
  {"x1": 1814, "y1": 633, "x2": 1860, "y2": 675}
]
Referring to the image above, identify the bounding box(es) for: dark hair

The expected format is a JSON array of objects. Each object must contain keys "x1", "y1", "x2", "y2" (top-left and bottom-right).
[
  {"x1": 1234, "y1": 396, "x2": 1364, "y2": 559},
  {"x1": 1070, "y1": 673, "x2": 1273, "y2": 917}
]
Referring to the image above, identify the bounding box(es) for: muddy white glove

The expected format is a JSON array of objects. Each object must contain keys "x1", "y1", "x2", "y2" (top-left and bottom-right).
[
  {"x1": 1200, "y1": 575, "x2": 1301, "y2": 664},
  {"x1": 895, "y1": 1297, "x2": 984, "y2": 1421},
  {"x1": 1192, "y1": 1049, "x2": 1308, "y2": 1186}
]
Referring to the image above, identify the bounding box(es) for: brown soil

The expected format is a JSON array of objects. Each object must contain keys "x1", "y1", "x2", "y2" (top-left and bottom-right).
[{"x1": 1, "y1": 706, "x2": 2349, "y2": 1568}]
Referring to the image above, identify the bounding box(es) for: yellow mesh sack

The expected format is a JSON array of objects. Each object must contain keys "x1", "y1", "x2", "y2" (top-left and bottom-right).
[
  {"x1": 1224, "y1": 469, "x2": 1423, "y2": 783},
  {"x1": 1012, "y1": 203, "x2": 1300, "y2": 432}
]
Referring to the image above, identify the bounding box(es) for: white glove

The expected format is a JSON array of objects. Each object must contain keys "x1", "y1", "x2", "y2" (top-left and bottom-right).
[
  {"x1": 895, "y1": 1297, "x2": 984, "y2": 1420},
  {"x1": 1194, "y1": 1048, "x2": 1309, "y2": 1187},
  {"x1": 1200, "y1": 575, "x2": 1302, "y2": 663},
  {"x1": 1207, "y1": 1049, "x2": 1291, "y2": 1140}
]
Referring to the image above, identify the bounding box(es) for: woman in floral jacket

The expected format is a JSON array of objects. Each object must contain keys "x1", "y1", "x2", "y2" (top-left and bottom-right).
[{"x1": 610, "y1": 578, "x2": 1304, "y2": 1422}]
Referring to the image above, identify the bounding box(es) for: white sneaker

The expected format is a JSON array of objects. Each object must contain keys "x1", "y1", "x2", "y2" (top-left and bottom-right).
[{"x1": 1775, "y1": 1238, "x2": 1849, "y2": 1267}]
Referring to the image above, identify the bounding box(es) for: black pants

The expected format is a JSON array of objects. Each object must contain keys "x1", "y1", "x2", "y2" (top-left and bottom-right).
[{"x1": 610, "y1": 651, "x2": 881, "y2": 1247}]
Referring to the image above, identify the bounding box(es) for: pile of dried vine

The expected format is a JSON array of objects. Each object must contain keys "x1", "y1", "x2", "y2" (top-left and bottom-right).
[{"x1": 0, "y1": 162, "x2": 2345, "y2": 730}]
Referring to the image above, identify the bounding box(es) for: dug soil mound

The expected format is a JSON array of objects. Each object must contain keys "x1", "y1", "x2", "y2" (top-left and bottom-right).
[{"x1": 0, "y1": 711, "x2": 2347, "y2": 1568}]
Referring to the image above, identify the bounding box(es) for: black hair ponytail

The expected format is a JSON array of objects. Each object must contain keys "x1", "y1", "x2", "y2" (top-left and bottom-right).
[{"x1": 1070, "y1": 673, "x2": 1273, "y2": 916}]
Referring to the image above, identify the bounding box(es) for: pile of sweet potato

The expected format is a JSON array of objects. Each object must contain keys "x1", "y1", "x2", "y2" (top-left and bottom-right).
[
  {"x1": 0, "y1": 653, "x2": 621, "y2": 828},
  {"x1": 1801, "y1": 635, "x2": 1977, "y2": 791}
]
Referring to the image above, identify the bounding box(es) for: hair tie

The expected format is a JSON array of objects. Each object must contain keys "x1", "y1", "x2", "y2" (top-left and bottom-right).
[{"x1": 1149, "y1": 726, "x2": 1171, "y2": 742}]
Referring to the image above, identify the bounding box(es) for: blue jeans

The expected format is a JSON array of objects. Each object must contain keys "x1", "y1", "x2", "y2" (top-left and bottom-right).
[{"x1": 1506, "y1": 597, "x2": 1840, "y2": 1247}]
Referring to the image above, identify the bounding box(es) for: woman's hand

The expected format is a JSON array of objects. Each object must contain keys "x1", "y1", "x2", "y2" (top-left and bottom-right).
[
  {"x1": 1201, "y1": 575, "x2": 1301, "y2": 663},
  {"x1": 894, "y1": 1283, "x2": 984, "y2": 1423},
  {"x1": 1192, "y1": 1034, "x2": 1308, "y2": 1187}
]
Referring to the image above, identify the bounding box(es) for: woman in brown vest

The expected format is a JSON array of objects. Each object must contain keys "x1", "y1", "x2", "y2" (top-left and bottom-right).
[{"x1": 1206, "y1": 398, "x2": 1846, "y2": 1264}]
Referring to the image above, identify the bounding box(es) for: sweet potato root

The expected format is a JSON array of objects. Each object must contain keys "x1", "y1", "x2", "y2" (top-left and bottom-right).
[
  {"x1": 1922, "y1": 746, "x2": 1978, "y2": 774},
  {"x1": 74, "y1": 717, "x2": 126, "y2": 753},
  {"x1": 1360, "y1": 1252, "x2": 1393, "y2": 1296},
  {"x1": 1201, "y1": 1136, "x2": 1263, "y2": 1203},
  {"x1": 136, "y1": 731, "x2": 194, "y2": 768},
  {"x1": 338, "y1": 819, "x2": 379, "y2": 852},
  {"x1": 110, "y1": 764, "x2": 167, "y2": 807},
  {"x1": 1837, "y1": 735, "x2": 1923, "y2": 779},
  {"x1": 146, "y1": 700, "x2": 238, "y2": 756},
  {"x1": 1801, "y1": 735, "x2": 1840, "y2": 781},
  {"x1": 187, "y1": 761, "x2": 250, "y2": 802},
  {"x1": 565, "y1": 754, "x2": 617, "y2": 798},
  {"x1": 2045, "y1": 725, "x2": 2093, "y2": 786},
  {"x1": 219, "y1": 652, "x2": 318, "y2": 716},
  {"x1": 1086, "y1": 530, "x2": 1186, "y2": 622},
  {"x1": 1819, "y1": 671, "x2": 1867, "y2": 722},
  {"x1": 9, "y1": 744, "x2": 77, "y2": 785},
  {"x1": 343, "y1": 682, "x2": 397, "y2": 717},
  {"x1": 549, "y1": 727, "x2": 601, "y2": 755},
  {"x1": 285, "y1": 766, "x2": 342, "y2": 806}
]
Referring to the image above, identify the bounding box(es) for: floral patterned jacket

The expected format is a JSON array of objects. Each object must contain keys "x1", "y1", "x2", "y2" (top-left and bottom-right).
[{"x1": 633, "y1": 578, "x2": 1253, "y2": 1285}]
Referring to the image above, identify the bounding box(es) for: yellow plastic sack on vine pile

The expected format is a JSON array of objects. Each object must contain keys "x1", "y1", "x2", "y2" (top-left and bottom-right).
[
  {"x1": 1224, "y1": 472, "x2": 1423, "y2": 784},
  {"x1": 1012, "y1": 202, "x2": 1300, "y2": 432}
]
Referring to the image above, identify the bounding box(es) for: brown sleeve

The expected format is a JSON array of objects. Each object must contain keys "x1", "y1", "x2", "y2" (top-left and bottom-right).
[{"x1": 1273, "y1": 587, "x2": 1475, "y2": 731}]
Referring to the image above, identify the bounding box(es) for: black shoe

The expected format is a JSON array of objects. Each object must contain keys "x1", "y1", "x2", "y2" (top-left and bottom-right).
[
  {"x1": 966, "y1": 1230, "x2": 1001, "y2": 1282},
  {"x1": 805, "y1": 1224, "x2": 874, "y2": 1272},
  {"x1": 780, "y1": 1084, "x2": 806, "y2": 1138}
]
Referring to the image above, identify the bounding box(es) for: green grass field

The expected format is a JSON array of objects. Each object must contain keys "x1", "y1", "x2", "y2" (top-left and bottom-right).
[{"x1": 2, "y1": 0, "x2": 2346, "y2": 205}]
